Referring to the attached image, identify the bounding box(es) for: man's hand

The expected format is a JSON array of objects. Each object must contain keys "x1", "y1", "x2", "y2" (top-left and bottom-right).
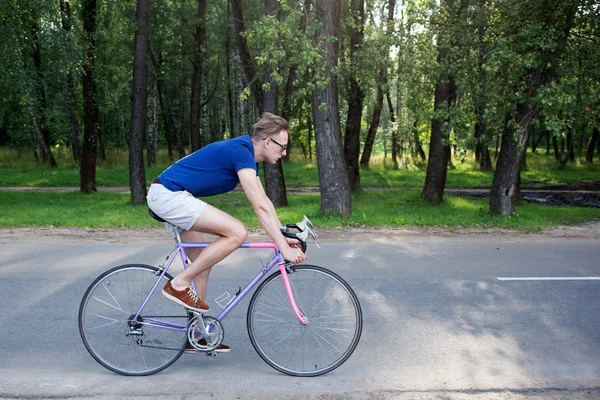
[
  {"x1": 280, "y1": 244, "x2": 306, "y2": 264},
  {"x1": 286, "y1": 237, "x2": 302, "y2": 248}
]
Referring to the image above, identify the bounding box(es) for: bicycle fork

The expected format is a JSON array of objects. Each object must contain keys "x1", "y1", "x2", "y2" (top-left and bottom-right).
[{"x1": 279, "y1": 263, "x2": 308, "y2": 325}]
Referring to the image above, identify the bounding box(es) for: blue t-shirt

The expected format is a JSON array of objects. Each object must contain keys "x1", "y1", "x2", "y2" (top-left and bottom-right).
[{"x1": 158, "y1": 135, "x2": 258, "y2": 197}]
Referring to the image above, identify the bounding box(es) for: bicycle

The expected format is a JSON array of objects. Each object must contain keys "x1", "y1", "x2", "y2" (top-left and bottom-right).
[{"x1": 78, "y1": 215, "x2": 362, "y2": 377}]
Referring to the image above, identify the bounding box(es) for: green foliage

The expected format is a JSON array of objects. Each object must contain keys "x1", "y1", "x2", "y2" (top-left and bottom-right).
[{"x1": 1, "y1": 0, "x2": 599, "y2": 220}]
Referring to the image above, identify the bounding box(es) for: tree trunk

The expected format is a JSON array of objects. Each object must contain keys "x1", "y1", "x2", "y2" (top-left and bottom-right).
[
  {"x1": 80, "y1": 0, "x2": 100, "y2": 193},
  {"x1": 422, "y1": 61, "x2": 457, "y2": 203},
  {"x1": 343, "y1": 0, "x2": 364, "y2": 190},
  {"x1": 386, "y1": 91, "x2": 400, "y2": 169},
  {"x1": 421, "y1": 73, "x2": 454, "y2": 203},
  {"x1": 587, "y1": 126, "x2": 599, "y2": 163},
  {"x1": 128, "y1": 0, "x2": 150, "y2": 204},
  {"x1": 31, "y1": 21, "x2": 57, "y2": 167},
  {"x1": 189, "y1": 0, "x2": 207, "y2": 152},
  {"x1": 360, "y1": 68, "x2": 386, "y2": 167},
  {"x1": 312, "y1": 0, "x2": 351, "y2": 215},
  {"x1": 421, "y1": 0, "x2": 467, "y2": 203},
  {"x1": 489, "y1": 103, "x2": 533, "y2": 215},
  {"x1": 146, "y1": 82, "x2": 158, "y2": 166}
]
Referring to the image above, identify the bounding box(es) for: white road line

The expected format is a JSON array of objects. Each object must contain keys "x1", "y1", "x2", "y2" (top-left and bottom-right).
[{"x1": 497, "y1": 277, "x2": 600, "y2": 281}]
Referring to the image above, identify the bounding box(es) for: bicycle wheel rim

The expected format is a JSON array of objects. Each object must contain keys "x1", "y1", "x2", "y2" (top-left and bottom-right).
[
  {"x1": 247, "y1": 265, "x2": 362, "y2": 376},
  {"x1": 78, "y1": 264, "x2": 188, "y2": 376}
]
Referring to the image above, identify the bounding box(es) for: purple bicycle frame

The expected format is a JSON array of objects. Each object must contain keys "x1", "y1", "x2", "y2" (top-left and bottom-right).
[{"x1": 135, "y1": 240, "x2": 307, "y2": 331}]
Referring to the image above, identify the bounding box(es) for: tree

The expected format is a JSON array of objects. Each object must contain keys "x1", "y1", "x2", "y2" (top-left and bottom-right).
[
  {"x1": 489, "y1": 0, "x2": 577, "y2": 215},
  {"x1": 129, "y1": 0, "x2": 150, "y2": 204},
  {"x1": 312, "y1": 0, "x2": 351, "y2": 215},
  {"x1": 421, "y1": 0, "x2": 468, "y2": 204},
  {"x1": 80, "y1": 0, "x2": 100, "y2": 193},
  {"x1": 343, "y1": 0, "x2": 365, "y2": 190},
  {"x1": 189, "y1": 0, "x2": 207, "y2": 152}
]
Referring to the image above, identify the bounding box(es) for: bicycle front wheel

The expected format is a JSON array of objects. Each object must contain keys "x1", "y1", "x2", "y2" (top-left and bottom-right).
[
  {"x1": 79, "y1": 264, "x2": 189, "y2": 376},
  {"x1": 247, "y1": 265, "x2": 362, "y2": 377}
]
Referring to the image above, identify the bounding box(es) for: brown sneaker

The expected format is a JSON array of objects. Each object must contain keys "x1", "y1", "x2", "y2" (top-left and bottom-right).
[
  {"x1": 184, "y1": 339, "x2": 231, "y2": 354},
  {"x1": 162, "y1": 281, "x2": 209, "y2": 312}
]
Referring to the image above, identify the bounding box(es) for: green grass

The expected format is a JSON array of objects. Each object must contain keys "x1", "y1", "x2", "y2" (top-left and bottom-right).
[
  {"x1": 1, "y1": 189, "x2": 598, "y2": 231},
  {"x1": 1, "y1": 146, "x2": 598, "y2": 230}
]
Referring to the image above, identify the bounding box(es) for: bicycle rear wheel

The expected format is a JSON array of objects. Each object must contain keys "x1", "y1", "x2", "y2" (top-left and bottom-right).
[
  {"x1": 247, "y1": 265, "x2": 362, "y2": 377},
  {"x1": 79, "y1": 264, "x2": 188, "y2": 376}
]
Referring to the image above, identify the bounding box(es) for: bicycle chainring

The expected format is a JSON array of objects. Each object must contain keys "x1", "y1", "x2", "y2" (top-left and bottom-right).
[{"x1": 187, "y1": 315, "x2": 224, "y2": 352}]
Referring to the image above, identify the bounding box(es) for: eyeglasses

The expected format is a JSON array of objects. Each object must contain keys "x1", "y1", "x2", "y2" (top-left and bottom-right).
[{"x1": 263, "y1": 137, "x2": 288, "y2": 152}]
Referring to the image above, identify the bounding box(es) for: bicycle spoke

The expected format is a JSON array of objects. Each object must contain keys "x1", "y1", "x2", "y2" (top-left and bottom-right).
[
  {"x1": 87, "y1": 314, "x2": 120, "y2": 330},
  {"x1": 92, "y1": 295, "x2": 124, "y2": 313}
]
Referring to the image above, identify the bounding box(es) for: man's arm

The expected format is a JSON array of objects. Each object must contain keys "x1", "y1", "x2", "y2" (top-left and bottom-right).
[{"x1": 238, "y1": 168, "x2": 306, "y2": 264}]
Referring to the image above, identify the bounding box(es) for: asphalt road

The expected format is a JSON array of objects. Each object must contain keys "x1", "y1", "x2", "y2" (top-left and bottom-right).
[{"x1": 0, "y1": 235, "x2": 599, "y2": 399}]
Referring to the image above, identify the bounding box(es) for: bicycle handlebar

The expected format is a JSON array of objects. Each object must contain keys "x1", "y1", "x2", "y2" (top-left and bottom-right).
[{"x1": 279, "y1": 215, "x2": 319, "y2": 254}]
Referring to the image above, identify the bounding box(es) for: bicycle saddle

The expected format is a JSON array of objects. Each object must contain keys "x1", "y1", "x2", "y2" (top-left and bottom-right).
[{"x1": 149, "y1": 208, "x2": 167, "y2": 223}]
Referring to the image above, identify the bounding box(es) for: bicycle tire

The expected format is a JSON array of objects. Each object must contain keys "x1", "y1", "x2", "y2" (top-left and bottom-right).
[
  {"x1": 247, "y1": 264, "x2": 362, "y2": 377},
  {"x1": 79, "y1": 264, "x2": 188, "y2": 376}
]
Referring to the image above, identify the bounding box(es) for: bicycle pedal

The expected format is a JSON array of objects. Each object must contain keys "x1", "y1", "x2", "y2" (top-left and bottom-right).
[{"x1": 206, "y1": 350, "x2": 218, "y2": 358}]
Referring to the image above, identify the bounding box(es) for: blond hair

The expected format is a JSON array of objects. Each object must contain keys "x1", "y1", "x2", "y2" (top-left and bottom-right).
[{"x1": 252, "y1": 113, "x2": 289, "y2": 140}]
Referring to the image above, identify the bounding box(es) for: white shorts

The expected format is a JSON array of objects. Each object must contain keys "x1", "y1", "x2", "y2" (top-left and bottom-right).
[{"x1": 147, "y1": 183, "x2": 207, "y2": 233}]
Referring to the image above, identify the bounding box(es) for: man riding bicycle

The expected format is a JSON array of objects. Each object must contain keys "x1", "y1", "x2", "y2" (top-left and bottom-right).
[{"x1": 147, "y1": 113, "x2": 306, "y2": 352}]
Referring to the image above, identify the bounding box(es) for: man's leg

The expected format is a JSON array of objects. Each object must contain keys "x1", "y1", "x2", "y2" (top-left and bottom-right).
[
  {"x1": 177, "y1": 230, "x2": 230, "y2": 353},
  {"x1": 170, "y1": 204, "x2": 247, "y2": 292},
  {"x1": 178, "y1": 230, "x2": 212, "y2": 303}
]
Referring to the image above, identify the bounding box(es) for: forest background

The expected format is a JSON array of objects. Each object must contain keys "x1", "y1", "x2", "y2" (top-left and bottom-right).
[{"x1": 0, "y1": 0, "x2": 599, "y2": 230}]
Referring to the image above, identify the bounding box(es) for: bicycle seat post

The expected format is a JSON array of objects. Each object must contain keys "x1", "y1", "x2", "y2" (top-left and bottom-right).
[{"x1": 170, "y1": 223, "x2": 182, "y2": 244}]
